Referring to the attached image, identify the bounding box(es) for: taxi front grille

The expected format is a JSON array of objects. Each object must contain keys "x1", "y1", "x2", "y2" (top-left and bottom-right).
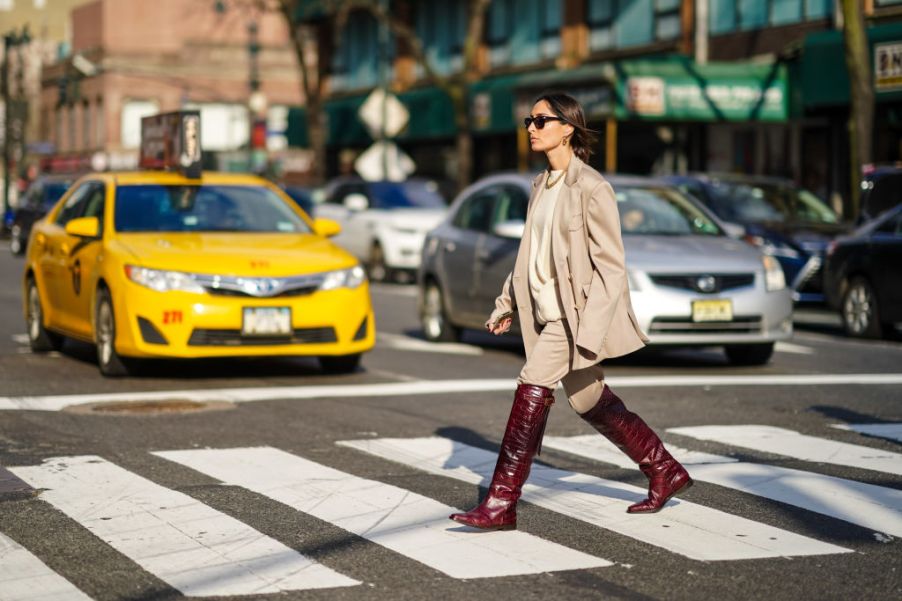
[
  {"x1": 648, "y1": 316, "x2": 762, "y2": 335},
  {"x1": 188, "y1": 327, "x2": 338, "y2": 346},
  {"x1": 203, "y1": 286, "x2": 318, "y2": 298}
]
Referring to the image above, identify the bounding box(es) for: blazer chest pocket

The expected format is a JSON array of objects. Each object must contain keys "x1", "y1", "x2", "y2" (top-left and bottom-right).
[{"x1": 568, "y1": 213, "x2": 584, "y2": 231}]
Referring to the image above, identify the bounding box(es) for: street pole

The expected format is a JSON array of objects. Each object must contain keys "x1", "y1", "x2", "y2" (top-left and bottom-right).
[
  {"x1": 378, "y1": 0, "x2": 389, "y2": 181},
  {"x1": 695, "y1": 0, "x2": 708, "y2": 65}
]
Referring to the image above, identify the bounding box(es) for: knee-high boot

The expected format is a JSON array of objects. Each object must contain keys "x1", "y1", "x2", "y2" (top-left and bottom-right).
[
  {"x1": 580, "y1": 386, "x2": 693, "y2": 513},
  {"x1": 449, "y1": 384, "x2": 555, "y2": 530}
]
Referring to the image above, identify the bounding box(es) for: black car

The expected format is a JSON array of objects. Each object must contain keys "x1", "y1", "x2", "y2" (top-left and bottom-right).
[
  {"x1": 9, "y1": 175, "x2": 74, "y2": 255},
  {"x1": 859, "y1": 165, "x2": 902, "y2": 224},
  {"x1": 281, "y1": 185, "x2": 316, "y2": 217},
  {"x1": 823, "y1": 204, "x2": 902, "y2": 339},
  {"x1": 666, "y1": 174, "x2": 849, "y2": 303}
]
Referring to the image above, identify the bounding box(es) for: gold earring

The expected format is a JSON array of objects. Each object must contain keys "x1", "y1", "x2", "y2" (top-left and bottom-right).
[{"x1": 562, "y1": 137, "x2": 568, "y2": 146}]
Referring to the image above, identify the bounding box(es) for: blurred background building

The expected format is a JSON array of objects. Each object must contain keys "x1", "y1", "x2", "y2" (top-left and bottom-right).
[{"x1": 2, "y1": 0, "x2": 901, "y2": 219}]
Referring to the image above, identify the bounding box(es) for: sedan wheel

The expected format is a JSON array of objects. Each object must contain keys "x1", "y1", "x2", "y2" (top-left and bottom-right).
[
  {"x1": 26, "y1": 279, "x2": 63, "y2": 352},
  {"x1": 841, "y1": 277, "x2": 882, "y2": 338},
  {"x1": 368, "y1": 243, "x2": 388, "y2": 282},
  {"x1": 95, "y1": 289, "x2": 131, "y2": 377},
  {"x1": 9, "y1": 225, "x2": 23, "y2": 255},
  {"x1": 421, "y1": 282, "x2": 461, "y2": 342}
]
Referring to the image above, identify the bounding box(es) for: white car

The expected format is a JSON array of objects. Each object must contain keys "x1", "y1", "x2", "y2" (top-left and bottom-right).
[{"x1": 316, "y1": 177, "x2": 448, "y2": 281}]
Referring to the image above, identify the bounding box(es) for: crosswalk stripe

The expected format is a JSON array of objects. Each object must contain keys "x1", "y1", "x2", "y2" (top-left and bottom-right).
[
  {"x1": 0, "y1": 532, "x2": 93, "y2": 601},
  {"x1": 543, "y1": 434, "x2": 902, "y2": 538},
  {"x1": 10, "y1": 456, "x2": 359, "y2": 596},
  {"x1": 831, "y1": 423, "x2": 902, "y2": 444},
  {"x1": 338, "y1": 437, "x2": 850, "y2": 561},
  {"x1": 668, "y1": 425, "x2": 902, "y2": 476},
  {"x1": 154, "y1": 447, "x2": 610, "y2": 579}
]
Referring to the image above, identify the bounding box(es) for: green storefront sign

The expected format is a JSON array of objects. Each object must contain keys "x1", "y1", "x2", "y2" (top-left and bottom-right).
[{"x1": 615, "y1": 57, "x2": 788, "y2": 122}]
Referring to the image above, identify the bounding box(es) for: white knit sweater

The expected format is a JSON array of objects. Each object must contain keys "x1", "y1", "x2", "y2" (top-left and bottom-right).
[{"x1": 528, "y1": 170, "x2": 565, "y2": 324}]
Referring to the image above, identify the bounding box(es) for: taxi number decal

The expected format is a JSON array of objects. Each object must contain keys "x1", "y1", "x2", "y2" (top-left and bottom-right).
[{"x1": 162, "y1": 310, "x2": 183, "y2": 324}]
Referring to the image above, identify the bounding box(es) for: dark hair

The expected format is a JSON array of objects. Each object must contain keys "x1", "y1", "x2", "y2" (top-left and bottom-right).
[{"x1": 533, "y1": 91, "x2": 597, "y2": 163}]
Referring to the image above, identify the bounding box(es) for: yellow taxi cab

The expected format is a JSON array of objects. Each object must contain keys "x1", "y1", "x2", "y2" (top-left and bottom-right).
[{"x1": 22, "y1": 168, "x2": 375, "y2": 376}]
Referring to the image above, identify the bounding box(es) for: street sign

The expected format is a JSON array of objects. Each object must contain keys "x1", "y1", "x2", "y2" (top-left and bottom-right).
[
  {"x1": 358, "y1": 88, "x2": 409, "y2": 139},
  {"x1": 354, "y1": 140, "x2": 415, "y2": 182}
]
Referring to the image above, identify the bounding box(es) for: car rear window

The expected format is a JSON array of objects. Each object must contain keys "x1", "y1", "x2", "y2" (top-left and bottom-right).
[
  {"x1": 709, "y1": 181, "x2": 838, "y2": 225},
  {"x1": 114, "y1": 184, "x2": 312, "y2": 233},
  {"x1": 368, "y1": 181, "x2": 446, "y2": 209}
]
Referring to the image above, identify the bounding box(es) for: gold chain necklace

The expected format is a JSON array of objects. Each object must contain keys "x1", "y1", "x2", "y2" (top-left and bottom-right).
[{"x1": 545, "y1": 170, "x2": 565, "y2": 189}]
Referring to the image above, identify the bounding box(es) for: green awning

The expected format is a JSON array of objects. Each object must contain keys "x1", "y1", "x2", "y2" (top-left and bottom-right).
[
  {"x1": 470, "y1": 74, "x2": 523, "y2": 133},
  {"x1": 613, "y1": 56, "x2": 788, "y2": 122},
  {"x1": 800, "y1": 21, "x2": 902, "y2": 108},
  {"x1": 395, "y1": 86, "x2": 456, "y2": 141}
]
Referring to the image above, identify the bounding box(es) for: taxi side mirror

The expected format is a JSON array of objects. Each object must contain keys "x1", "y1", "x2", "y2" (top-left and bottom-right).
[
  {"x1": 313, "y1": 217, "x2": 341, "y2": 238},
  {"x1": 65, "y1": 216, "x2": 100, "y2": 238}
]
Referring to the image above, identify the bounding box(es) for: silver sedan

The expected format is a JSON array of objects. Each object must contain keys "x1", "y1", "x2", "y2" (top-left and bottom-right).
[{"x1": 418, "y1": 173, "x2": 793, "y2": 365}]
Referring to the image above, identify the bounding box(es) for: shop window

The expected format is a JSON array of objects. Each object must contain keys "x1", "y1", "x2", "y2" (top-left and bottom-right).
[
  {"x1": 587, "y1": 0, "x2": 681, "y2": 52},
  {"x1": 120, "y1": 100, "x2": 159, "y2": 149},
  {"x1": 875, "y1": 0, "x2": 902, "y2": 7},
  {"x1": 710, "y1": 0, "x2": 833, "y2": 34}
]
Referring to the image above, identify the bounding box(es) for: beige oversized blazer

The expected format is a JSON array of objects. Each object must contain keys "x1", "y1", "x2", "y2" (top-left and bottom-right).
[{"x1": 489, "y1": 155, "x2": 649, "y2": 371}]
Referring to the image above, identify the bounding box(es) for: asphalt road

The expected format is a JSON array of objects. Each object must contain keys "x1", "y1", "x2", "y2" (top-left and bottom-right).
[{"x1": 1, "y1": 245, "x2": 901, "y2": 601}]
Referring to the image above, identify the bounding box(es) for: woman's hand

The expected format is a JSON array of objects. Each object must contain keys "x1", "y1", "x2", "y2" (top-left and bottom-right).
[{"x1": 485, "y1": 312, "x2": 513, "y2": 335}]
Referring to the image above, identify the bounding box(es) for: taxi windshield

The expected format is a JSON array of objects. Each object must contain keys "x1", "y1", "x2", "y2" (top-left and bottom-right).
[{"x1": 114, "y1": 184, "x2": 313, "y2": 233}]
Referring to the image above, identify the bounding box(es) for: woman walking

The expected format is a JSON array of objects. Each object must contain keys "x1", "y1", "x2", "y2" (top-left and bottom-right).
[{"x1": 450, "y1": 92, "x2": 693, "y2": 531}]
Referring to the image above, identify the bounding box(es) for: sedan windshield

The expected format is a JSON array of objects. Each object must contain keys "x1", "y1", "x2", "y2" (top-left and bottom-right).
[
  {"x1": 617, "y1": 186, "x2": 722, "y2": 236},
  {"x1": 708, "y1": 181, "x2": 838, "y2": 225},
  {"x1": 369, "y1": 181, "x2": 446, "y2": 209},
  {"x1": 114, "y1": 185, "x2": 313, "y2": 233}
]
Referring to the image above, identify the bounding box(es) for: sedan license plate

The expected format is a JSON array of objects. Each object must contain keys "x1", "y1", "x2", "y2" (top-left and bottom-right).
[
  {"x1": 242, "y1": 307, "x2": 292, "y2": 336},
  {"x1": 692, "y1": 299, "x2": 733, "y2": 322}
]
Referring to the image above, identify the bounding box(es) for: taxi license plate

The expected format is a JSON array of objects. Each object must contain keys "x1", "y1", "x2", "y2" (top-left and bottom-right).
[
  {"x1": 242, "y1": 307, "x2": 292, "y2": 336},
  {"x1": 691, "y1": 299, "x2": 733, "y2": 322}
]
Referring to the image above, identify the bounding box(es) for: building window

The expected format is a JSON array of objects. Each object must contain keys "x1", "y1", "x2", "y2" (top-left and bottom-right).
[
  {"x1": 487, "y1": 0, "x2": 514, "y2": 66},
  {"x1": 486, "y1": 0, "x2": 561, "y2": 67},
  {"x1": 55, "y1": 106, "x2": 64, "y2": 151},
  {"x1": 68, "y1": 104, "x2": 77, "y2": 152},
  {"x1": 587, "y1": 0, "x2": 681, "y2": 52},
  {"x1": 95, "y1": 98, "x2": 104, "y2": 148},
  {"x1": 710, "y1": 0, "x2": 833, "y2": 35},
  {"x1": 121, "y1": 100, "x2": 159, "y2": 149},
  {"x1": 416, "y1": 0, "x2": 467, "y2": 75},
  {"x1": 83, "y1": 100, "x2": 91, "y2": 149},
  {"x1": 875, "y1": 0, "x2": 902, "y2": 7},
  {"x1": 332, "y1": 10, "x2": 383, "y2": 90}
]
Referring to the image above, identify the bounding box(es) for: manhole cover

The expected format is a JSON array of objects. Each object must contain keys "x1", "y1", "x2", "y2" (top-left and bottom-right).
[{"x1": 65, "y1": 399, "x2": 234, "y2": 415}]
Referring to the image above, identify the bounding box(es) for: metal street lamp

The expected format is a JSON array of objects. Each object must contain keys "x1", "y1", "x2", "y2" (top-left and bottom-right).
[{"x1": 2, "y1": 26, "x2": 32, "y2": 232}]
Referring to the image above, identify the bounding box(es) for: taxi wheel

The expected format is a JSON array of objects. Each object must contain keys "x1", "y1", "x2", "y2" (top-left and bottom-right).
[
  {"x1": 26, "y1": 278, "x2": 64, "y2": 352},
  {"x1": 421, "y1": 281, "x2": 460, "y2": 342},
  {"x1": 368, "y1": 243, "x2": 389, "y2": 282},
  {"x1": 95, "y1": 288, "x2": 132, "y2": 377},
  {"x1": 319, "y1": 353, "x2": 361, "y2": 374},
  {"x1": 724, "y1": 343, "x2": 774, "y2": 366}
]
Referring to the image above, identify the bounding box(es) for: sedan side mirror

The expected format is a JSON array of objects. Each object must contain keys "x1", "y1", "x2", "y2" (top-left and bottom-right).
[
  {"x1": 493, "y1": 220, "x2": 525, "y2": 239},
  {"x1": 343, "y1": 193, "x2": 369, "y2": 212},
  {"x1": 64, "y1": 216, "x2": 100, "y2": 238},
  {"x1": 313, "y1": 217, "x2": 342, "y2": 237},
  {"x1": 722, "y1": 222, "x2": 746, "y2": 239}
]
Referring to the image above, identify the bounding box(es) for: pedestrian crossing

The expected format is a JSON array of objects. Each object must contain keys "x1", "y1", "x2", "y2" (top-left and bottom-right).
[{"x1": 1, "y1": 424, "x2": 899, "y2": 597}]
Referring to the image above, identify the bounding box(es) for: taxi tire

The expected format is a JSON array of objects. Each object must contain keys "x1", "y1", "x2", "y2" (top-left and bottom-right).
[
  {"x1": 26, "y1": 278, "x2": 64, "y2": 352},
  {"x1": 368, "y1": 243, "x2": 389, "y2": 283},
  {"x1": 319, "y1": 353, "x2": 361, "y2": 374},
  {"x1": 95, "y1": 288, "x2": 132, "y2": 377}
]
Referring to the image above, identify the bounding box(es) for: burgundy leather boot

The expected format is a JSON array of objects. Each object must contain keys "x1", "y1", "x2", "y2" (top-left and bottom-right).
[
  {"x1": 580, "y1": 386, "x2": 693, "y2": 513},
  {"x1": 449, "y1": 384, "x2": 555, "y2": 530}
]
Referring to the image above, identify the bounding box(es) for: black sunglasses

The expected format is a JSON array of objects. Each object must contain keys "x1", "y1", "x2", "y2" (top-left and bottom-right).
[{"x1": 524, "y1": 115, "x2": 566, "y2": 129}]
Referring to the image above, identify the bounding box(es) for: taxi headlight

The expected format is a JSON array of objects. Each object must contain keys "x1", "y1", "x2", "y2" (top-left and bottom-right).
[
  {"x1": 319, "y1": 265, "x2": 367, "y2": 290},
  {"x1": 762, "y1": 255, "x2": 786, "y2": 292},
  {"x1": 125, "y1": 265, "x2": 205, "y2": 294}
]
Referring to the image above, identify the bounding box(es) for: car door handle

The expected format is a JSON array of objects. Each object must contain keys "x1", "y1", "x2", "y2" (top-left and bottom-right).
[{"x1": 443, "y1": 242, "x2": 456, "y2": 253}]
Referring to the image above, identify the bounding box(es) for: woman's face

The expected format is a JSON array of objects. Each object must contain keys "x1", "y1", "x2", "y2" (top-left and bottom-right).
[{"x1": 527, "y1": 100, "x2": 572, "y2": 154}]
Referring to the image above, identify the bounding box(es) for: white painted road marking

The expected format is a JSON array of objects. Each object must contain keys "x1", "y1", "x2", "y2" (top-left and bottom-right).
[
  {"x1": 3, "y1": 373, "x2": 902, "y2": 411},
  {"x1": 154, "y1": 446, "x2": 610, "y2": 578},
  {"x1": 377, "y1": 333, "x2": 483, "y2": 355},
  {"x1": 544, "y1": 434, "x2": 902, "y2": 537},
  {"x1": 10, "y1": 456, "x2": 359, "y2": 596},
  {"x1": 0, "y1": 532, "x2": 93, "y2": 601},
  {"x1": 774, "y1": 342, "x2": 815, "y2": 354},
  {"x1": 669, "y1": 425, "x2": 902, "y2": 476},
  {"x1": 339, "y1": 437, "x2": 850, "y2": 561},
  {"x1": 11, "y1": 334, "x2": 29, "y2": 345},
  {"x1": 832, "y1": 423, "x2": 902, "y2": 444}
]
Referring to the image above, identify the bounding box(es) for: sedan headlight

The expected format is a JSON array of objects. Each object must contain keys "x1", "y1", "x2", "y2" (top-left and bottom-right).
[
  {"x1": 125, "y1": 265, "x2": 206, "y2": 294},
  {"x1": 762, "y1": 255, "x2": 786, "y2": 291},
  {"x1": 320, "y1": 265, "x2": 367, "y2": 290}
]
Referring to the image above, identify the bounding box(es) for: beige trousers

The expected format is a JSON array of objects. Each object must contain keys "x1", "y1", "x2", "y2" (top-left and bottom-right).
[{"x1": 517, "y1": 319, "x2": 605, "y2": 414}]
